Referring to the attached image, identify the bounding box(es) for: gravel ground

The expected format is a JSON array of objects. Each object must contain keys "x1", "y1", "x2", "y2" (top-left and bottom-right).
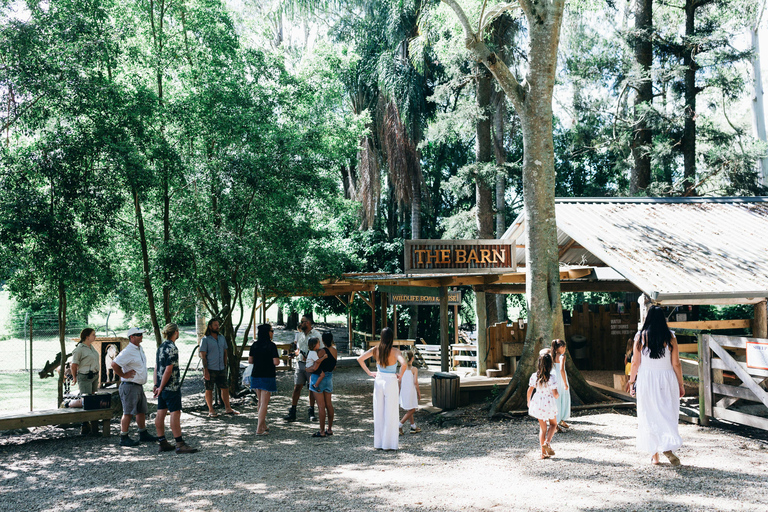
[{"x1": 1, "y1": 366, "x2": 767, "y2": 512}]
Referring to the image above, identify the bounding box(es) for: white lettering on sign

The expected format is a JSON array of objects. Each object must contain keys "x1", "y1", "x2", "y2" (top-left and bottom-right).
[{"x1": 746, "y1": 341, "x2": 768, "y2": 370}]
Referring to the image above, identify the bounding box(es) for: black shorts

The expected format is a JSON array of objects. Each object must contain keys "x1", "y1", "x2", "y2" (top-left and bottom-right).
[
  {"x1": 157, "y1": 389, "x2": 182, "y2": 413},
  {"x1": 204, "y1": 369, "x2": 228, "y2": 390}
]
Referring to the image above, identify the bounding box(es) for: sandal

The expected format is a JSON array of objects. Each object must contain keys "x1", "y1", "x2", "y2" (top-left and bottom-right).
[
  {"x1": 663, "y1": 451, "x2": 680, "y2": 466},
  {"x1": 224, "y1": 410, "x2": 240, "y2": 416},
  {"x1": 325, "y1": 429, "x2": 333, "y2": 436},
  {"x1": 540, "y1": 453, "x2": 550, "y2": 459},
  {"x1": 545, "y1": 444, "x2": 555, "y2": 456},
  {"x1": 255, "y1": 431, "x2": 269, "y2": 436},
  {"x1": 311, "y1": 431, "x2": 326, "y2": 438},
  {"x1": 208, "y1": 412, "x2": 219, "y2": 418}
]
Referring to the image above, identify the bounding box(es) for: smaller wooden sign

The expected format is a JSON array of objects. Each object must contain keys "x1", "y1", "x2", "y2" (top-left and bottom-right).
[
  {"x1": 389, "y1": 291, "x2": 461, "y2": 306},
  {"x1": 746, "y1": 340, "x2": 768, "y2": 370}
]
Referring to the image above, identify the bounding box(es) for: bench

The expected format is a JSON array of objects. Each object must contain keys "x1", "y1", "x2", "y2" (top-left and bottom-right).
[{"x1": 0, "y1": 408, "x2": 113, "y2": 437}]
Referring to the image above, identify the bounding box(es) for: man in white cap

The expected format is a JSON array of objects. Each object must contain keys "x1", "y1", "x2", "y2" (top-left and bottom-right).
[{"x1": 111, "y1": 327, "x2": 159, "y2": 447}]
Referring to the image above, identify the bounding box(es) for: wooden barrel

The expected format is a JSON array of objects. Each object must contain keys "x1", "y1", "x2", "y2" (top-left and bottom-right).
[{"x1": 431, "y1": 372, "x2": 460, "y2": 410}]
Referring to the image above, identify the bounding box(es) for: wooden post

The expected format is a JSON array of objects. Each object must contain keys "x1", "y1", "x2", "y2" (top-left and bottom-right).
[
  {"x1": 454, "y1": 304, "x2": 459, "y2": 345},
  {"x1": 698, "y1": 333, "x2": 711, "y2": 426},
  {"x1": 371, "y1": 291, "x2": 376, "y2": 341},
  {"x1": 29, "y1": 317, "x2": 33, "y2": 412},
  {"x1": 348, "y1": 292, "x2": 355, "y2": 352},
  {"x1": 393, "y1": 305, "x2": 398, "y2": 340},
  {"x1": 755, "y1": 299, "x2": 767, "y2": 338},
  {"x1": 477, "y1": 290, "x2": 487, "y2": 376},
  {"x1": 440, "y1": 287, "x2": 449, "y2": 372},
  {"x1": 382, "y1": 293, "x2": 388, "y2": 329}
]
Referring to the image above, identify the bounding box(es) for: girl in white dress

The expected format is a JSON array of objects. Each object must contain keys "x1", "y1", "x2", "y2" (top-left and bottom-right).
[
  {"x1": 628, "y1": 305, "x2": 684, "y2": 466},
  {"x1": 550, "y1": 339, "x2": 571, "y2": 431},
  {"x1": 398, "y1": 351, "x2": 421, "y2": 435},
  {"x1": 527, "y1": 352, "x2": 560, "y2": 459}
]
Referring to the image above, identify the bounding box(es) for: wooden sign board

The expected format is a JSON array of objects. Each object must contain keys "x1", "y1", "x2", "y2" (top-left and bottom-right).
[
  {"x1": 746, "y1": 340, "x2": 768, "y2": 370},
  {"x1": 389, "y1": 291, "x2": 461, "y2": 306},
  {"x1": 404, "y1": 239, "x2": 515, "y2": 274}
]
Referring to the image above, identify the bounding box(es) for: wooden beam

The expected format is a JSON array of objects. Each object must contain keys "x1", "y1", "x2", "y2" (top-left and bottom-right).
[
  {"x1": 335, "y1": 295, "x2": 348, "y2": 307},
  {"x1": 668, "y1": 319, "x2": 752, "y2": 330},
  {"x1": 754, "y1": 300, "x2": 767, "y2": 338},
  {"x1": 558, "y1": 239, "x2": 577, "y2": 258},
  {"x1": 475, "y1": 281, "x2": 642, "y2": 294},
  {"x1": 712, "y1": 406, "x2": 768, "y2": 431},
  {"x1": 698, "y1": 333, "x2": 711, "y2": 426}
]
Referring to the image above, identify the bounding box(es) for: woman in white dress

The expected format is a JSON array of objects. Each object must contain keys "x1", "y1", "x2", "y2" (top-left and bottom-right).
[
  {"x1": 357, "y1": 327, "x2": 407, "y2": 450},
  {"x1": 628, "y1": 305, "x2": 685, "y2": 465}
]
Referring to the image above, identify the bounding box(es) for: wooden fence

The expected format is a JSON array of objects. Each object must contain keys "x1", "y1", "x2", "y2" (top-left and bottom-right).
[{"x1": 698, "y1": 333, "x2": 768, "y2": 431}]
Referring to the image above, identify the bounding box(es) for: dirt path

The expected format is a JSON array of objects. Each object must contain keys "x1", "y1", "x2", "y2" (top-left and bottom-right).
[{"x1": 1, "y1": 366, "x2": 766, "y2": 512}]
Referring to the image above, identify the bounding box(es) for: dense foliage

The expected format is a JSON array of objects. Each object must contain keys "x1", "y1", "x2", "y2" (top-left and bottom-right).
[{"x1": 1, "y1": 0, "x2": 765, "y2": 356}]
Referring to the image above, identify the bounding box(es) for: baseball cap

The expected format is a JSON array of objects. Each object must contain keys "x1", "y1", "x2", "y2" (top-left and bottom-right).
[{"x1": 127, "y1": 327, "x2": 145, "y2": 337}]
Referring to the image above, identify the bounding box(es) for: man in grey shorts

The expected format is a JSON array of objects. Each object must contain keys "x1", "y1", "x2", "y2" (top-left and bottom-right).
[
  {"x1": 111, "y1": 327, "x2": 160, "y2": 447},
  {"x1": 284, "y1": 315, "x2": 321, "y2": 422}
]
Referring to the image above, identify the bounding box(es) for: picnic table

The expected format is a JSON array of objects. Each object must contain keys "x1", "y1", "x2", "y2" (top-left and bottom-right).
[
  {"x1": 0, "y1": 408, "x2": 113, "y2": 436},
  {"x1": 241, "y1": 342, "x2": 294, "y2": 370}
]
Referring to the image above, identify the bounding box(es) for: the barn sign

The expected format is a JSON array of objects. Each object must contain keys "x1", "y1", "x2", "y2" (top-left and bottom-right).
[{"x1": 404, "y1": 240, "x2": 516, "y2": 274}]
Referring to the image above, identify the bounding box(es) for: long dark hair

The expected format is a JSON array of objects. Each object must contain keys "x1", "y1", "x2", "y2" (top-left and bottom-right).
[
  {"x1": 376, "y1": 327, "x2": 394, "y2": 365},
  {"x1": 639, "y1": 305, "x2": 672, "y2": 359},
  {"x1": 551, "y1": 339, "x2": 566, "y2": 360},
  {"x1": 256, "y1": 324, "x2": 272, "y2": 345},
  {"x1": 205, "y1": 318, "x2": 222, "y2": 337},
  {"x1": 536, "y1": 352, "x2": 553, "y2": 386}
]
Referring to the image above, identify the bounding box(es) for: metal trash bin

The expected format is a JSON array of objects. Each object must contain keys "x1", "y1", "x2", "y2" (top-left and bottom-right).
[{"x1": 432, "y1": 372, "x2": 460, "y2": 410}]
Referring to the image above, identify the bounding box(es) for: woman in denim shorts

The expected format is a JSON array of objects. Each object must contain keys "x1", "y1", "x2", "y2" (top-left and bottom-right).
[{"x1": 306, "y1": 332, "x2": 337, "y2": 437}]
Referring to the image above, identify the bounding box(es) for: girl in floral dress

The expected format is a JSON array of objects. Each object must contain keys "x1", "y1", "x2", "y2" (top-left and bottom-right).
[{"x1": 527, "y1": 352, "x2": 560, "y2": 459}]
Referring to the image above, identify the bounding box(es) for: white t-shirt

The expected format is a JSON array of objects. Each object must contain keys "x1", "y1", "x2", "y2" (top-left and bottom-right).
[
  {"x1": 112, "y1": 343, "x2": 148, "y2": 385},
  {"x1": 305, "y1": 350, "x2": 319, "y2": 371},
  {"x1": 296, "y1": 329, "x2": 321, "y2": 362}
]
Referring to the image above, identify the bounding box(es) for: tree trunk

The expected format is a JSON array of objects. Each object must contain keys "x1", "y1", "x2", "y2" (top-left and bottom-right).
[
  {"x1": 132, "y1": 185, "x2": 162, "y2": 346},
  {"x1": 441, "y1": 0, "x2": 606, "y2": 412},
  {"x1": 476, "y1": 66, "x2": 495, "y2": 240},
  {"x1": 277, "y1": 306, "x2": 284, "y2": 326},
  {"x1": 162, "y1": 174, "x2": 171, "y2": 324},
  {"x1": 409, "y1": 188, "x2": 421, "y2": 339},
  {"x1": 493, "y1": 89, "x2": 508, "y2": 322},
  {"x1": 752, "y1": 13, "x2": 768, "y2": 187},
  {"x1": 682, "y1": 0, "x2": 697, "y2": 195},
  {"x1": 630, "y1": 0, "x2": 653, "y2": 194},
  {"x1": 476, "y1": 66, "x2": 499, "y2": 325}
]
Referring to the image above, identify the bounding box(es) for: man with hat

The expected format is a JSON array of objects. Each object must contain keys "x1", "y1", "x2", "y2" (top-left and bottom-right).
[{"x1": 111, "y1": 327, "x2": 159, "y2": 447}]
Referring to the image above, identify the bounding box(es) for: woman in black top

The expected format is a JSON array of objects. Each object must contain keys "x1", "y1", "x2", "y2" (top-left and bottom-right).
[
  {"x1": 248, "y1": 324, "x2": 280, "y2": 435},
  {"x1": 306, "y1": 331, "x2": 337, "y2": 436}
]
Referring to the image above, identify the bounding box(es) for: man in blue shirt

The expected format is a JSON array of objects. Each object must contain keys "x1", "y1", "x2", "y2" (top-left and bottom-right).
[{"x1": 200, "y1": 318, "x2": 239, "y2": 417}]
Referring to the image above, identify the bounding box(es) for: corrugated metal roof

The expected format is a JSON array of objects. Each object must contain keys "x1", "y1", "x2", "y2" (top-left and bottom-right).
[{"x1": 503, "y1": 197, "x2": 768, "y2": 303}]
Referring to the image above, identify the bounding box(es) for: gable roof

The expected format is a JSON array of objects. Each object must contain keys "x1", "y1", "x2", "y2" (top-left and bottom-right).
[{"x1": 502, "y1": 197, "x2": 768, "y2": 304}]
